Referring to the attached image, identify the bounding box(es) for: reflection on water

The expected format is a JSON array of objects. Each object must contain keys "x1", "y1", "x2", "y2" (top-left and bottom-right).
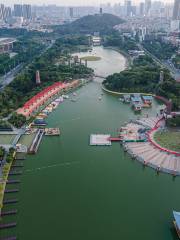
[{"x1": 73, "y1": 46, "x2": 127, "y2": 77}]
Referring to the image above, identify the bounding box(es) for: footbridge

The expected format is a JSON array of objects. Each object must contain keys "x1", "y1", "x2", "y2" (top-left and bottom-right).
[{"x1": 94, "y1": 75, "x2": 106, "y2": 79}]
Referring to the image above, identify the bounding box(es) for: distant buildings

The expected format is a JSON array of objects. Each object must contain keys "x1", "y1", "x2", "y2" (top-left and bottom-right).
[
  {"x1": 14, "y1": 4, "x2": 32, "y2": 19},
  {"x1": 170, "y1": 0, "x2": 180, "y2": 32},
  {"x1": 125, "y1": 0, "x2": 132, "y2": 17},
  {"x1": 145, "y1": 0, "x2": 151, "y2": 16},
  {"x1": 14, "y1": 4, "x2": 22, "y2": 17},
  {"x1": 139, "y1": 2, "x2": 145, "y2": 16},
  {"x1": 0, "y1": 38, "x2": 16, "y2": 54},
  {"x1": 69, "y1": 7, "x2": 74, "y2": 19},
  {"x1": 173, "y1": 0, "x2": 180, "y2": 20},
  {"x1": 0, "y1": 4, "x2": 12, "y2": 21}
]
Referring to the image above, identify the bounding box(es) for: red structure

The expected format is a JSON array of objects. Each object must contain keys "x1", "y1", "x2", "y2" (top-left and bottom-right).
[
  {"x1": 147, "y1": 117, "x2": 180, "y2": 156},
  {"x1": 17, "y1": 80, "x2": 80, "y2": 118}
]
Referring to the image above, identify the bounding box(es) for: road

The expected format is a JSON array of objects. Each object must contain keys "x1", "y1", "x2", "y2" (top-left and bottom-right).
[
  {"x1": 0, "y1": 64, "x2": 23, "y2": 91},
  {"x1": 0, "y1": 41, "x2": 55, "y2": 92},
  {"x1": 138, "y1": 44, "x2": 180, "y2": 81}
]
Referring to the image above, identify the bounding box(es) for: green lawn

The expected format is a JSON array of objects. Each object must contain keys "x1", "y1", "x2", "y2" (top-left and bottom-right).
[{"x1": 154, "y1": 130, "x2": 180, "y2": 152}]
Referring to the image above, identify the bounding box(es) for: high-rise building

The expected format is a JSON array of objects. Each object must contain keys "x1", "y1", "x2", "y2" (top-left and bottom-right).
[
  {"x1": 139, "y1": 2, "x2": 145, "y2": 16},
  {"x1": 69, "y1": 7, "x2": 74, "y2": 18},
  {"x1": 125, "y1": 0, "x2": 132, "y2": 16},
  {"x1": 23, "y1": 4, "x2": 32, "y2": 19},
  {"x1": 173, "y1": 0, "x2": 180, "y2": 20},
  {"x1": 4, "y1": 7, "x2": 12, "y2": 20},
  {"x1": 145, "y1": 0, "x2": 151, "y2": 15},
  {"x1": 14, "y1": 4, "x2": 23, "y2": 17},
  {"x1": 0, "y1": 4, "x2": 5, "y2": 20}
]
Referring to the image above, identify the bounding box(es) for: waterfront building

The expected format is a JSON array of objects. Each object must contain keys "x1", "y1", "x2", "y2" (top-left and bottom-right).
[{"x1": 92, "y1": 36, "x2": 101, "y2": 46}]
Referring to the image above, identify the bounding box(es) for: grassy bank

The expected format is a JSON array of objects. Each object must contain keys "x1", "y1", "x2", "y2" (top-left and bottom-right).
[{"x1": 154, "y1": 130, "x2": 180, "y2": 152}]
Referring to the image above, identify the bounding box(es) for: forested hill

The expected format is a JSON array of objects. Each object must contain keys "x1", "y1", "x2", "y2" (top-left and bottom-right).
[{"x1": 54, "y1": 13, "x2": 124, "y2": 35}]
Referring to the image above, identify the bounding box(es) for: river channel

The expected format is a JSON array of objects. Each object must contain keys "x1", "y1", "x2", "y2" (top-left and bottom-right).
[{"x1": 2, "y1": 46, "x2": 180, "y2": 240}]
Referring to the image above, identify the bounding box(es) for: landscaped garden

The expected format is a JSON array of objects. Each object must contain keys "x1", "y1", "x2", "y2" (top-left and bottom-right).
[{"x1": 154, "y1": 130, "x2": 180, "y2": 152}]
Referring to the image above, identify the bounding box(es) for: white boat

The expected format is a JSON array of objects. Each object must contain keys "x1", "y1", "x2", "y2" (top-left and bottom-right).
[{"x1": 62, "y1": 95, "x2": 69, "y2": 99}]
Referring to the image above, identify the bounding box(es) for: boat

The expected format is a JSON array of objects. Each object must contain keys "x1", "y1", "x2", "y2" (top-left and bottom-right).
[
  {"x1": 123, "y1": 94, "x2": 131, "y2": 103},
  {"x1": 98, "y1": 97, "x2": 102, "y2": 100},
  {"x1": 71, "y1": 98, "x2": 77, "y2": 102},
  {"x1": 133, "y1": 103, "x2": 142, "y2": 112},
  {"x1": 142, "y1": 95, "x2": 153, "y2": 106},
  {"x1": 62, "y1": 95, "x2": 69, "y2": 99},
  {"x1": 73, "y1": 92, "x2": 77, "y2": 96},
  {"x1": 173, "y1": 211, "x2": 180, "y2": 239}
]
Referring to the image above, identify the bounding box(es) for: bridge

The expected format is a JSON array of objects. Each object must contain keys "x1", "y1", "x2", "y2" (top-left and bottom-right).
[
  {"x1": 12, "y1": 129, "x2": 26, "y2": 147},
  {"x1": 94, "y1": 75, "x2": 106, "y2": 79}
]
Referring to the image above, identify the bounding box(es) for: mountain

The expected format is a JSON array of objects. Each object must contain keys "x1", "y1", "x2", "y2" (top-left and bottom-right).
[{"x1": 54, "y1": 13, "x2": 124, "y2": 35}]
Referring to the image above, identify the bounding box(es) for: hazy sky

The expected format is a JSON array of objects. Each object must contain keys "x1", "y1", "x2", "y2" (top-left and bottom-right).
[{"x1": 1, "y1": 0, "x2": 175, "y2": 6}]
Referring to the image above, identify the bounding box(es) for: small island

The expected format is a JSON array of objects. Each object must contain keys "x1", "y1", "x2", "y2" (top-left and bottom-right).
[{"x1": 80, "y1": 56, "x2": 101, "y2": 61}]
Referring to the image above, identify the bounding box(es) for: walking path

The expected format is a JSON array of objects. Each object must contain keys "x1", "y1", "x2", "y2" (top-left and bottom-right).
[{"x1": 123, "y1": 116, "x2": 180, "y2": 175}]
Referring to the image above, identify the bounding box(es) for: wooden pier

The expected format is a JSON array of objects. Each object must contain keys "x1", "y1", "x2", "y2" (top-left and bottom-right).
[
  {"x1": 45, "y1": 128, "x2": 60, "y2": 136},
  {"x1": 1, "y1": 210, "x2": 18, "y2": 216},
  {"x1": 5, "y1": 189, "x2": 19, "y2": 193},
  {"x1": 7, "y1": 180, "x2": 20, "y2": 184},
  {"x1": 0, "y1": 222, "x2": 17, "y2": 229},
  {"x1": 1, "y1": 237, "x2": 17, "y2": 240},
  {"x1": 3, "y1": 199, "x2": 18, "y2": 204},
  {"x1": 28, "y1": 129, "x2": 44, "y2": 154}
]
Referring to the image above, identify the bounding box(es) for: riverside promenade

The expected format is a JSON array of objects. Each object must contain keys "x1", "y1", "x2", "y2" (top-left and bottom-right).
[{"x1": 123, "y1": 116, "x2": 180, "y2": 175}]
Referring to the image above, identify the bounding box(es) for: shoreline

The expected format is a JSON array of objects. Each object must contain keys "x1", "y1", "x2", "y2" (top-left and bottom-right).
[
  {"x1": 103, "y1": 46, "x2": 132, "y2": 70},
  {"x1": 102, "y1": 85, "x2": 154, "y2": 96},
  {"x1": 123, "y1": 117, "x2": 180, "y2": 176}
]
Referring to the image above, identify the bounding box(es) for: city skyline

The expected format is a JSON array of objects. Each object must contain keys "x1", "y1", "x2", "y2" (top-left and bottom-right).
[{"x1": 0, "y1": 0, "x2": 175, "y2": 6}]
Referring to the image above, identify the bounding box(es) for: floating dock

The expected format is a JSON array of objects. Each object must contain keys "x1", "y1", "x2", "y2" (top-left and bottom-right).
[
  {"x1": 90, "y1": 134, "x2": 111, "y2": 146},
  {"x1": 9, "y1": 171, "x2": 22, "y2": 176},
  {"x1": 7, "y1": 180, "x2": 20, "y2": 184},
  {"x1": 1, "y1": 237, "x2": 17, "y2": 240},
  {"x1": 45, "y1": 128, "x2": 60, "y2": 136},
  {"x1": 11, "y1": 164, "x2": 23, "y2": 168},
  {"x1": 0, "y1": 222, "x2": 17, "y2": 229},
  {"x1": 3, "y1": 199, "x2": 18, "y2": 204},
  {"x1": 5, "y1": 189, "x2": 19, "y2": 193},
  {"x1": 28, "y1": 129, "x2": 44, "y2": 154},
  {"x1": 1, "y1": 210, "x2": 18, "y2": 216}
]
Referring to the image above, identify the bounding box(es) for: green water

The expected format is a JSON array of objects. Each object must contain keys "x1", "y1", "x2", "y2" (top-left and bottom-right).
[
  {"x1": 0, "y1": 135, "x2": 16, "y2": 145},
  {"x1": 1, "y1": 47, "x2": 180, "y2": 240}
]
